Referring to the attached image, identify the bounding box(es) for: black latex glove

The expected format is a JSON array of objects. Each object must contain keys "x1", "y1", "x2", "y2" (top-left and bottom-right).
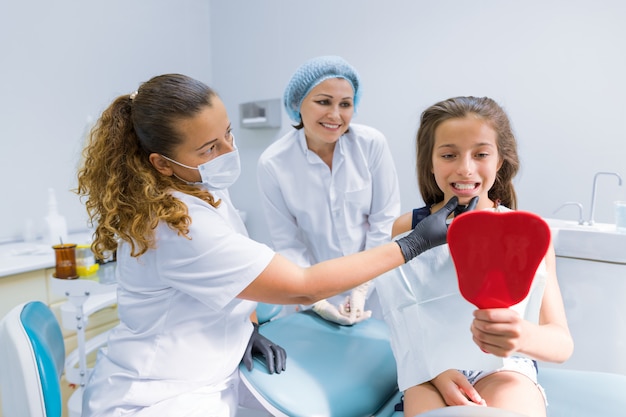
[
  {"x1": 454, "y1": 196, "x2": 479, "y2": 217},
  {"x1": 242, "y1": 323, "x2": 287, "y2": 374},
  {"x1": 396, "y1": 196, "x2": 479, "y2": 262}
]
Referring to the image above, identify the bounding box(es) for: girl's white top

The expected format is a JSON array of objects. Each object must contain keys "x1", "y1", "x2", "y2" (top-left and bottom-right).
[{"x1": 376, "y1": 205, "x2": 548, "y2": 391}]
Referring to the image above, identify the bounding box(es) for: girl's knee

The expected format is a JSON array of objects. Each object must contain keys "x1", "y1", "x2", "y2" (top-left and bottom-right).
[{"x1": 475, "y1": 371, "x2": 546, "y2": 416}]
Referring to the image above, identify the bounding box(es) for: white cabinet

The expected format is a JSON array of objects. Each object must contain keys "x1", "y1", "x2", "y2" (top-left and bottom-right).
[
  {"x1": 0, "y1": 269, "x2": 49, "y2": 319},
  {"x1": 549, "y1": 257, "x2": 626, "y2": 375}
]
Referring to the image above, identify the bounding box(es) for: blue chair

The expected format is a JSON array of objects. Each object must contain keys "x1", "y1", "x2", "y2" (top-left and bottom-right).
[
  {"x1": 255, "y1": 302, "x2": 284, "y2": 325},
  {"x1": 245, "y1": 305, "x2": 626, "y2": 417},
  {"x1": 240, "y1": 307, "x2": 401, "y2": 417},
  {"x1": 538, "y1": 367, "x2": 626, "y2": 417},
  {"x1": 0, "y1": 301, "x2": 66, "y2": 417}
]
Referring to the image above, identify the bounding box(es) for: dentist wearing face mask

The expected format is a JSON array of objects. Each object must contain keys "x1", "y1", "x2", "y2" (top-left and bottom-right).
[
  {"x1": 257, "y1": 56, "x2": 401, "y2": 325},
  {"x1": 160, "y1": 135, "x2": 247, "y2": 231},
  {"x1": 160, "y1": 137, "x2": 241, "y2": 190},
  {"x1": 77, "y1": 74, "x2": 438, "y2": 417}
]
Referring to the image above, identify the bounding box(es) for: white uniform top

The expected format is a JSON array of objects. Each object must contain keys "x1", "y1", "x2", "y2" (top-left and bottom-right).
[
  {"x1": 82, "y1": 190, "x2": 275, "y2": 416},
  {"x1": 257, "y1": 123, "x2": 400, "y2": 305},
  {"x1": 376, "y1": 206, "x2": 548, "y2": 392}
]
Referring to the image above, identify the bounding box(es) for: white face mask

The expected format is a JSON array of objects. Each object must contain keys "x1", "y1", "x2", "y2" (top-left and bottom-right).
[{"x1": 161, "y1": 148, "x2": 241, "y2": 190}]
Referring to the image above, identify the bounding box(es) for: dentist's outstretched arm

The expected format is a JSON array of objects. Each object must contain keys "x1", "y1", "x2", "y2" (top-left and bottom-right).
[{"x1": 240, "y1": 199, "x2": 478, "y2": 306}]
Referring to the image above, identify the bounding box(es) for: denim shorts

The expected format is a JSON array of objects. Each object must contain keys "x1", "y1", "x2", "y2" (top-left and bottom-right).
[{"x1": 458, "y1": 356, "x2": 547, "y2": 405}]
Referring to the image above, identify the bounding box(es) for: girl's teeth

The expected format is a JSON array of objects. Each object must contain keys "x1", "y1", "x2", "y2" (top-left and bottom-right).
[{"x1": 454, "y1": 183, "x2": 475, "y2": 190}]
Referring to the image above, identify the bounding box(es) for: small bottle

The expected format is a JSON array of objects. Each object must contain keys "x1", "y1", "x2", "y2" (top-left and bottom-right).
[
  {"x1": 76, "y1": 244, "x2": 99, "y2": 277},
  {"x1": 45, "y1": 188, "x2": 68, "y2": 245}
]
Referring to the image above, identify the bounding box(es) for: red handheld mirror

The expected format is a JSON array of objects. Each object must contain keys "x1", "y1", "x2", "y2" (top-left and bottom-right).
[{"x1": 448, "y1": 210, "x2": 551, "y2": 309}]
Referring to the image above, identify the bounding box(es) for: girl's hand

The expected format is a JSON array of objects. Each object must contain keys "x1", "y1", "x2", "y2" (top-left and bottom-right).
[
  {"x1": 471, "y1": 308, "x2": 527, "y2": 357},
  {"x1": 431, "y1": 369, "x2": 486, "y2": 406}
]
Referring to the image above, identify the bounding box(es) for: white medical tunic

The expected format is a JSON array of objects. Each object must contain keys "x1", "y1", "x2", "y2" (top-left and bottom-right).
[
  {"x1": 376, "y1": 206, "x2": 548, "y2": 392},
  {"x1": 82, "y1": 190, "x2": 275, "y2": 417},
  {"x1": 257, "y1": 123, "x2": 400, "y2": 305}
]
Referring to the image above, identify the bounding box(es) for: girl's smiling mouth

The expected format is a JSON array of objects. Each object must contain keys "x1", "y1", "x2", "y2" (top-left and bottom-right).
[{"x1": 452, "y1": 182, "x2": 479, "y2": 191}]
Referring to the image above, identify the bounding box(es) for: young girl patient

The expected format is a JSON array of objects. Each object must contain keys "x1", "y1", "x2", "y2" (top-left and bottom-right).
[{"x1": 376, "y1": 96, "x2": 573, "y2": 417}]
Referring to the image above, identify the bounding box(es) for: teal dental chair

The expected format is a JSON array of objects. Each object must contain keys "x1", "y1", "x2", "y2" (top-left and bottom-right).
[
  {"x1": 5, "y1": 301, "x2": 625, "y2": 417},
  {"x1": 242, "y1": 303, "x2": 626, "y2": 417},
  {"x1": 0, "y1": 301, "x2": 66, "y2": 417},
  {"x1": 241, "y1": 304, "x2": 401, "y2": 417}
]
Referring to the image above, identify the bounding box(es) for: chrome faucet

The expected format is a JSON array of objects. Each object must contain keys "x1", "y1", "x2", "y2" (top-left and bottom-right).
[
  {"x1": 553, "y1": 202, "x2": 585, "y2": 225},
  {"x1": 588, "y1": 171, "x2": 623, "y2": 225}
]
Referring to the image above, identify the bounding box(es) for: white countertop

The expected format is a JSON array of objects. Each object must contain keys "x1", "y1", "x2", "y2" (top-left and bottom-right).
[{"x1": 0, "y1": 232, "x2": 93, "y2": 278}]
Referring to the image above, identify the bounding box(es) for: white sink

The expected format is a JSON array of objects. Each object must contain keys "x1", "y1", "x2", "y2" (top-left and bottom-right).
[{"x1": 544, "y1": 218, "x2": 626, "y2": 264}]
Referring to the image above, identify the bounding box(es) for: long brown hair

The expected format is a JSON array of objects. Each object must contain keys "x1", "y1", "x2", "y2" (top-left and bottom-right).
[
  {"x1": 416, "y1": 96, "x2": 519, "y2": 209},
  {"x1": 76, "y1": 74, "x2": 221, "y2": 259}
]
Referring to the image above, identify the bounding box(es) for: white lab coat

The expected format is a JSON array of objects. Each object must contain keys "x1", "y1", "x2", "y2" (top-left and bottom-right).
[
  {"x1": 257, "y1": 123, "x2": 400, "y2": 307},
  {"x1": 376, "y1": 206, "x2": 548, "y2": 392},
  {"x1": 82, "y1": 190, "x2": 275, "y2": 417}
]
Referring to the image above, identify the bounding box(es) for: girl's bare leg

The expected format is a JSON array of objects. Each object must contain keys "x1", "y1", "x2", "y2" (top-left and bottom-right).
[
  {"x1": 403, "y1": 382, "x2": 446, "y2": 416},
  {"x1": 474, "y1": 371, "x2": 546, "y2": 417}
]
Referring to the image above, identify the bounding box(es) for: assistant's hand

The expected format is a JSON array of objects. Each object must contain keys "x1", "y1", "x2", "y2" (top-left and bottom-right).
[
  {"x1": 338, "y1": 282, "x2": 372, "y2": 324},
  {"x1": 471, "y1": 308, "x2": 527, "y2": 357},
  {"x1": 431, "y1": 369, "x2": 487, "y2": 407},
  {"x1": 312, "y1": 299, "x2": 359, "y2": 325},
  {"x1": 396, "y1": 196, "x2": 478, "y2": 262},
  {"x1": 242, "y1": 323, "x2": 286, "y2": 374}
]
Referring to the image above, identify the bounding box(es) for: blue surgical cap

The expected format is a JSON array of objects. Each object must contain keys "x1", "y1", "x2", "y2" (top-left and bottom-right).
[{"x1": 283, "y1": 55, "x2": 362, "y2": 123}]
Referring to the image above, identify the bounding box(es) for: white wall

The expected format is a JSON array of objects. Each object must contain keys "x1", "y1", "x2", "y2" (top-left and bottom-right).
[
  {"x1": 210, "y1": 0, "x2": 626, "y2": 245},
  {"x1": 0, "y1": 0, "x2": 211, "y2": 242},
  {"x1": 3, "y1": 1, "x2": 626, "y2": 246}
]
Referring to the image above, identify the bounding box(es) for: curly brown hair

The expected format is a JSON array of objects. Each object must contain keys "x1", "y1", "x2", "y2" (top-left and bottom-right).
[
  {"x1": 416, "y1": 96, "x2": 519, "y2": 209},
  {"x1": 76, "y1": 74, "x2": 221, "y2": 259}
]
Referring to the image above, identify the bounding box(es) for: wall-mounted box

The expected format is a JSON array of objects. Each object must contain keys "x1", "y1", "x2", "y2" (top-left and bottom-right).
[{"x1": 239, "y1": 98, "x2": 281, "y2": 129}]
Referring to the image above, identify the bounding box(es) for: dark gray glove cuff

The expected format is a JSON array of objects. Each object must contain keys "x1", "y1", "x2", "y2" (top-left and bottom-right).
[{"x1": 396, "y1": 235, "x2": 426, "y2": 263}]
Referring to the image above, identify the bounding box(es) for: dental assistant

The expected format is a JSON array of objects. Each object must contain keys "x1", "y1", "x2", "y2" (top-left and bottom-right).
[
  {"x1": 77, "y1": 73, "x2": 445, "y2": 417},
  {"x1": 257, "y1": 56, "x2": 401, "y2": 325}
]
